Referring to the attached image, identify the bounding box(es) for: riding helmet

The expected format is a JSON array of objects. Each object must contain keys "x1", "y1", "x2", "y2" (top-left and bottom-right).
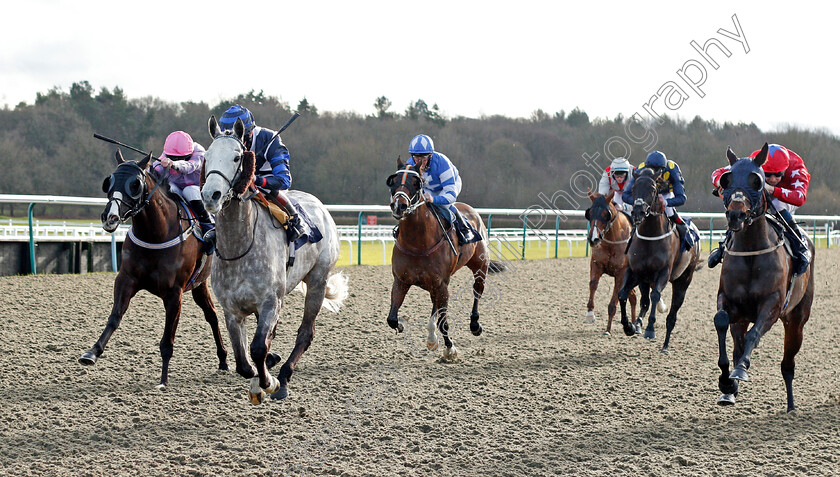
[
  {"x1": 219, "y1": 104, "x2": 256, "y2": 133},
  {"x1": 409, "y1": 134, "x2": 434, "y2": 155},
  {"x1": 163, "y1": 131, "x2": 194, "y2": 157},
  {"x1": 751, "y1": 144, "x2": 790, "y2": 174}
]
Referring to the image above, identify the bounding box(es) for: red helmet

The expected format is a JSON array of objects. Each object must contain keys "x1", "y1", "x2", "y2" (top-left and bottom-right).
[
  {"x1": 750, "y1": 144, "x2": 789, "y2": 174},
  {"x1": 163, "y1": 131, "x2": 194, "y2": 157}
]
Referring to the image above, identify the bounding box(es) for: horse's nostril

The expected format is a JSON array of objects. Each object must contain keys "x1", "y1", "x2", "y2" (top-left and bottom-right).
[{"x1": 212, "y1": 191, "x2": 221, "y2": 201}]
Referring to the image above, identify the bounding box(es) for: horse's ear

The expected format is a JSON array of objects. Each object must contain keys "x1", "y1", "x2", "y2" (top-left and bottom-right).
[
  {"x1": 138, "y1": 153, "x2": 152, "y2": 170},
  {"x1": 114, "y1": 148, "x2": 125, "y2": 165},
  {"x1": 605, "y1": 190, "x2": 615, "y2": 203},
  {"x1": 632, "y1": 168, "x2": 640, "y2": 179},
  {"x1": 397, "y1": 155, "x2": 405, "y2": 169},
  {"x1": 208, "y1": 115, "x2": 220, "y2": 138},
  {"x1": 234, "y1": 118, "x2": 246, "y2": 142},
  {"x1": 752, "y1": 142, "x2": 769, "y2": 167},
  {"x1": 726, "y1": 146, "x2": 738, "y2": 165},
  {"x1": 584, "y1": 208, "x2": 591, "y2": 221},
  {"x1": 587, "y1": 188, "x2": 596, "y2": 201}
]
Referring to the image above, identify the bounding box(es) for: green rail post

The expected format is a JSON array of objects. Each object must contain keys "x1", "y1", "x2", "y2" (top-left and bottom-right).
[
  {"x1": 487, "y1": 214, "x2": 493, "y2": 233},
  {"x1": 28, "y1": 203, "x2": 36, "y2": 274},
  {"x1": 357, "y1": 212, "x2": 364, "y2": 265},
  {"x1": 554, "y1": 215, "x2": 560, "y2": 258}
]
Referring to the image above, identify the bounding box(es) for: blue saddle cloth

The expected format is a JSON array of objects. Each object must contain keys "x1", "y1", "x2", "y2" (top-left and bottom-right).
[
  {"x1": 291, "y1": 198, "x2": 323, "y2": 251},
  {"x1": 681, "y1": 216, "x2": 699, "y2": 251}
]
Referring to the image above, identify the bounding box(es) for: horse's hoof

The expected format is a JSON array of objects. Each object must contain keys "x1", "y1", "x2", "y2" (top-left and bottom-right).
[
  {"x1": 249, "y1": 377, "x2": 265, "y2": 405},
  {"x1": 470, "y1": 322, "x2": 483, "y2": 336},
  {"x1": 584, "y1": 311, "x2": 595, "y2": 324},
  {"x1": 155, "y1": 383, "x2": 167, "y2": 391},
  {"x1": 78, "y1": 352, "x2": 97, "y2": 366},
  {"x1": 603, "y1": 330, "x2": 611, "y2": 336},
  {"x1": 265, "y1": 376, "x2": 281, "y2": 395},
  {"x1": 427, "y1": 340, "x2": 440, "y2": 351},
  {"x1": 270, "y1": 387, "x2": 289, "y2": 401},
  {"x1": 644, "y1": 330, "x2": 656, "y2": 340},
  {"x1": 729, "y1": 368, "x2": 750, "y2": 382},
  {"x1": 622, "y1": 326, "x2": 634, "y2": 337},
  {"x1": 717, "y1": 393, "x2": 736, "y2": 406},
  {"x1": 217, "y1": 368, "x2": 230, "y2": 375},
  {"x1": 265, "y1": 353, "x2": 283, "y2": 370},
  {"x1": 661, "y1": 346, "x2": 670, "y2": 355},
  {"x1": 442, "y1": 346, "x2": 458, "y2": 361},
  {"x1": 218, "y1": 362, "x2": 230, "y2": 372}
]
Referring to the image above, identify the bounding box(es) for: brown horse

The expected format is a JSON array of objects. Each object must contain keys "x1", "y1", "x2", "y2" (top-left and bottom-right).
[
  {"x1": 714, "y1": 144, "x2": 815, "y2": 412},
  {"x1": 385, "y1": 158, "x2": 504, "y2": 360},
  {"x1": 618, "y1": 167, "x2": 701, "y2": 354},
  {"x1": 585, "y1": 190, "x2": 637, "y2": 335},
  {"x1": 80, "y1": 149, "x2": 228, "y2": 389}
]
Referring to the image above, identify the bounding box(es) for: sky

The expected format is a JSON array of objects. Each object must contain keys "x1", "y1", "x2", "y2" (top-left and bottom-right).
[{"x1": 2, "y1": 1, "x2": 838, "y2": 136}]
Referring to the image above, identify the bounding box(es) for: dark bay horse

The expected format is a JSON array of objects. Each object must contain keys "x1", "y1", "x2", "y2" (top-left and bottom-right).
[
  {"x1": 618, "y1": 167, "x2": 701, "y2": 353},
  {"x1": 80, "y1": 149, "x2": 228, "y2": 389},
  {"x1": 714, "y1": 144, "x2": 815, "y2": 412},
  {"x1": 386, "y1": 158, "x2": 504, "y2": 360},
  {"x1": 585, "y1": 190, "x2": 637, "y2": 335},
  {"x1": 202, "y1": 116, "x2": 348, "y2": 403}
]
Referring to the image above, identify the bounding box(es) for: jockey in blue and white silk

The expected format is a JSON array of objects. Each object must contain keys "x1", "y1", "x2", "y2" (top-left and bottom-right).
[{"x1": 406, "y1": 134, "x2": 476, "y2": 244}]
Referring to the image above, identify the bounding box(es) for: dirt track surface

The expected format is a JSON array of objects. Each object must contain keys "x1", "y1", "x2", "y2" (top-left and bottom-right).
[{"x1": 1, "y1": 249, "x2": 840, "y2": 476}]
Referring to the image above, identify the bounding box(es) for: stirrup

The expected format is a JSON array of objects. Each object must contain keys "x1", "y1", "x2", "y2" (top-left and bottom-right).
[
  {"x1": 201, "y1": 228, "x2": 216, "y2": 255},
  {"x1": 285, "y1": 215, "x2": 306, "y2": 243}
]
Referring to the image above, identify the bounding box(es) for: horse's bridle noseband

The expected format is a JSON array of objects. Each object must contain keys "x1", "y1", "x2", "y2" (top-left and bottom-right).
[
  {"x1": 205, "y1": 134, "x2": 246, "y2": 207},
  {"x1": 632, "y1": 175, "x2": 664, "y2": 221},
  {"x1": 390, "y1": 168, "x2": 425, "y2": 218}
]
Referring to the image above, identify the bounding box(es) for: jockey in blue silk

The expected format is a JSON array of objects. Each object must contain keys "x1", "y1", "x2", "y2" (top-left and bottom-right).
[
  {"x1": 622, "y1": 150, "x2": 692, "y2": 249},
  {"x1": 218, "y1": 104, "x2": 306, "y2": 243},
  {"x1": 406, "y1": 134, "x2": 476, "y2": 245}
]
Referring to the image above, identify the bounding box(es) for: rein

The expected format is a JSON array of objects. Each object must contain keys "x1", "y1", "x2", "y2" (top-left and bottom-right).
[
  {"x1": 594, "y1": 207, "x2": 631, "y2": 244},
  {"x1": 215, "y1": 199, "x2": 260, "y2": 261},
  {"x1": 632, "y1": 175, "x2": 665, "y2": 219}
]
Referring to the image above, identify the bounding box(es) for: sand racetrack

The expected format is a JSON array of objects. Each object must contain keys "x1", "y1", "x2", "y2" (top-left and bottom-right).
[{"x1": 1, "y1": 249, "x2": 840, "y2": 476}]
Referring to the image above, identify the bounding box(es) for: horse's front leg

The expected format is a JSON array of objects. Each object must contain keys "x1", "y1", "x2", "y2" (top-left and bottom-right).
[
  {"x1": 731, "y1": 295, "x2": 782, "y2": 382},
  {"x1": 714, "y1": 301, "x2": 738, "y2": 406},
  {"x1": 274, "y1": 277, "x2": 328, "y2": 401},
  {"x1": 249, "y1": 295, "x2": 282, "y2": 404},
  {"x1": 587, "y1": 261, "x2": 603, "y2": 324},
  {"x1": 79, "y1": 273, "x2": 138, "y2": 365},
  {"x1": 191, "y1": 282, "x2": 228, "y2": 372},
  {"x1": 431, "y1": 284, "x2": 457, "y2": 360},
  {"x1": 225, "y1": 309, "x2": 256, "y2": 380},
  {"x1": 617, "y1": 268, "x2": 638, "y2": 336},
  {"x1": 387, "y1": 278, "x2": 411, "y2": 333},
  {"x1": 157, "y1": 289, "x2": 183, "y2": 389},
  {"x1": 660, "y1": 270, "x2": 693, "y2": 354},
  {"x1": 644, "y1": 269, "x2": 671, "y2": 340}
]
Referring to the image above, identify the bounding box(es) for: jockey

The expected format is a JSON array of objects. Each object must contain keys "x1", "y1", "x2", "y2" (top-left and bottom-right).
[
  {"x1": 598, "y1": 157, "x2": 634, "y2": 213},
  {"x1": 405, "y1": 134, "x2": 477, "y2": 245},
  {"x1": 622, "y1": 150, "x2": 691, "y2": 249},
  {"x1": 152, "y1": 131, "x2": 215, "y2": 254},
  {"x1": 708, "y1": 144, "x2": 811, "y2": 275},
  {"x1": 218, "y1": 104, "x2": 306, "y2": 243}
]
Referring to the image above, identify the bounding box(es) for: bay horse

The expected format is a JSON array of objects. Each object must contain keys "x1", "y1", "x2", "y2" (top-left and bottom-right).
[
  {"x1": 714, "y1": 144, "x2": 815, "y2": 412},
  {"x1": 201, "y1": 116, "x2": 348, "y2": 403},
  {"x1": 617, "y1": 167, "x2": 701, "y2": 353},
  {"x1": 385, "y1": 158, "x2": 504, "y2": 360},
  {"x1": 80, "y1": 149, "x2": 228, "y2": 389},
  {"x1": 584, "y1": 190, "x2": 637, "y2": 335}
]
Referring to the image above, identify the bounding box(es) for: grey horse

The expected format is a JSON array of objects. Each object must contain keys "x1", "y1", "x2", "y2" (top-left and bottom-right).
[{"x1": 201, "y1": 116, "x2": 348, "y2": 403}]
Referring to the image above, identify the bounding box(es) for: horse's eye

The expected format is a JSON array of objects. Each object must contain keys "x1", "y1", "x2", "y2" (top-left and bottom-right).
[
  {"x1": 128, "y1": 177, "x2": 143, "y2": 198},
  {"x1": 233, "y1": 155, "x2": 241, "y2": 163}
]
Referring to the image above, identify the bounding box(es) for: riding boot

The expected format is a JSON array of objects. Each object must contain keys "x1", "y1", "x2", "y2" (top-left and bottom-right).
[
  {"x1": 271, "y1": 191, "x2": 307, "y2": 244},
  {"x1": 190, "y1": 200, "x2": 216, "y2": 255},
  {"x1": 779, "y1": 209, "x2": 811, "y2": 276},
  {"x1": 707, "y1": 229, "x2": 733, "y2": 268},
  {"x1": 454, "y1": 213, "x2": 476, "y2": 245},
  {"x1": 669, "y1": 212, "x2": 689, "y2": 251}
]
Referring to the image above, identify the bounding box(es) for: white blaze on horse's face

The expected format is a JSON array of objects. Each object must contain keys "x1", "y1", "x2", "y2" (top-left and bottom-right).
[
  {"x1": 102, "y1": 191, "x2": 124, "y2": 232},
  {"x1": 202, "y1": 136, "x2": 243, "y2": 214}
]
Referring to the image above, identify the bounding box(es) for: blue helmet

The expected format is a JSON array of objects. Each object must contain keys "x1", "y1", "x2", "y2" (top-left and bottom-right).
[
  {"x1": 219, "y1": 104, "x2": 255, "y2": 133},
  {"x1": 645, "y1": 151, "x2": 667, "y2": 169},
  {"x1": 408, "y1": 134, "x2": 434, "y2": 155}
]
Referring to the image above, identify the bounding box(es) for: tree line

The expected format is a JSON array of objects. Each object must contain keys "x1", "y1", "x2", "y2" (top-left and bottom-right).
[{"x1": 0, "y1": 81, "x2": 837, "y2": 219}]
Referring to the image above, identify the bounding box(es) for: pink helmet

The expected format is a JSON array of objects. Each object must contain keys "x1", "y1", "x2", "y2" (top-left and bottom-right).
[{"x1": 163, "y1": 131, "x2": 194, "y2": 157}]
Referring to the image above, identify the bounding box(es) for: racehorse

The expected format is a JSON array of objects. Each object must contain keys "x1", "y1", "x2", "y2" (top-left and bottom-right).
[
  {"x1": 385, "y1": 158, "x2": 504, "y2": 360},
  {"x1": 584, "y1": 190, "x2": 637, "y2": 335},
  {"x1": 618, "y1": 167, "x2": 701, "y2": 353},
  {"x1": 80, "y1": 149, "x2": 228, "y2": 389},
  {"x1": 201, "y1": 116, "x2": 348, "y2": 403},
  {"x1": 713, "y1": 144, "x2": 815, "y2": 412}
]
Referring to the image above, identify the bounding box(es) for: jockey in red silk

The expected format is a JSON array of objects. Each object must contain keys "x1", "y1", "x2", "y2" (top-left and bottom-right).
[
  {"x1": 152, "y1": 131, "x2": 215, "y2": 253},
  {"x1": 218, "y1": 104, "x2": 306, "y2": 243},
  {"x1": 708, "y1": 144, "x2": 811, "y2": 274},
  {"x1": 598, "y1": 157, "x2": 634, "y2": 213},
  {"x1": 406, "y1": 134, "x2": 477, "y2": 245}
]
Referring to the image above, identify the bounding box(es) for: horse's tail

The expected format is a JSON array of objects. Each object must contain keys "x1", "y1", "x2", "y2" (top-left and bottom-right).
[
  {"x1": 292, "y1": 271, "x2": 349, "y2": 313},
  {"x1": 488, "y1": 260, "x2": 507, "y2": 274}
]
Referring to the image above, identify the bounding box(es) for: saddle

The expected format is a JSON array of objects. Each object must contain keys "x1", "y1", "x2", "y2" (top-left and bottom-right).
[{"x1": 252, "y1": 192, "x2": 290, "y2": 226}]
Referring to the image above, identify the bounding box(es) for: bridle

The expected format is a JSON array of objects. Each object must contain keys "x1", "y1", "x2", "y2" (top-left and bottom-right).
[
  {"x1": 105, "y1": 162, "x2": 163, "y2": 224},
  {"x1": 390, "y1": 168, "x2": 425, "y2": 218},
  {"x1": 632, "y1": 174, "x2": 664, "y2": 221},
  {"x1": 205, "y1": 134, "x2": 246, "y2": 207}
]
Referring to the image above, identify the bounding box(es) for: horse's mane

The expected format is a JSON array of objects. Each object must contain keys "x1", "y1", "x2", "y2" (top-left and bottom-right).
[{"x1": 232, "y1": 151, "x2": 256, "y2": 195}]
